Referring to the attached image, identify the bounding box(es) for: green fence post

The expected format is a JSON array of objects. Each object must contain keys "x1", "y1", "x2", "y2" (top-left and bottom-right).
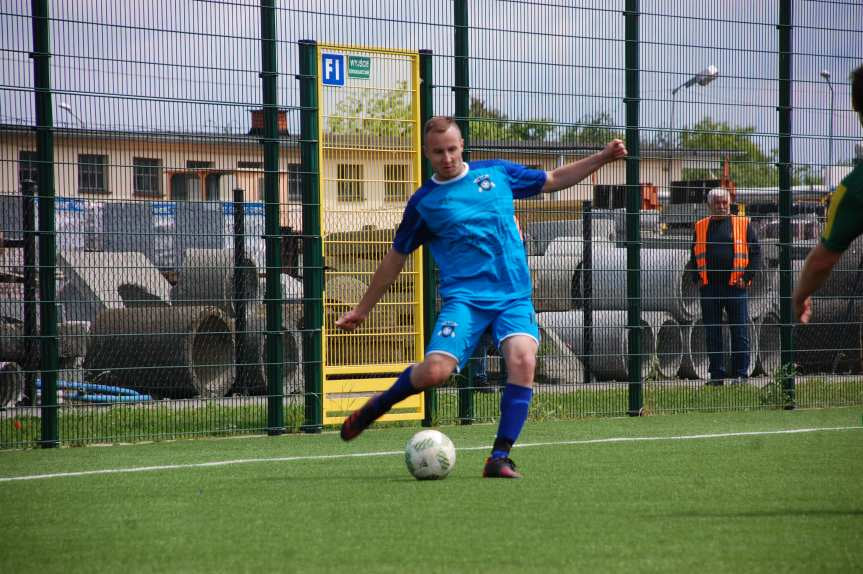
[
  {"x1": 261, "y1": 0, "x2": 284, "y2": 435},
  {"x1": 454, "y1": 0, "x2": 470, "y2": 161},
  {"x1": 625, "y1": 0, "x2": 643, "y2": 416},
  {"x1": 419, "y1": 49, "x2": 438, "y2": 428},
  {"x1": 299, "y1": 39, "x2": 324, "y2": 433},
  {"x1": 453, "y1": 0, "x2": 474, "y2": 425},
  {"x1": 32, "y1": 0, "x2": 59, "y2": 447},
  {"x1": 778, "y1": 0, "x2": 796, "y2": 408}
]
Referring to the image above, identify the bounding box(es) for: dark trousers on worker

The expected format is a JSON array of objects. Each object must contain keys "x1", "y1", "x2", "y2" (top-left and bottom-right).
[{"x1": 700, "y1": 283, "x2": 750, "y2": 381}]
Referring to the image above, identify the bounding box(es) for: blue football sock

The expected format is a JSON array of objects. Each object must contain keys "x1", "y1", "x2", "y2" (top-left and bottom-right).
[
  {"x1": 491, "y1": 383, "x2": 533, "y2": 459},
  {"x1": 374, "y1": 366, "x2": 418, "y2": 414}
]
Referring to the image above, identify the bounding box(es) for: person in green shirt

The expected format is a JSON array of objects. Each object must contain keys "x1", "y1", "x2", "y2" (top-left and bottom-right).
[{"x1": 794, "y1": 63, "x2": 863, "y2": 323}]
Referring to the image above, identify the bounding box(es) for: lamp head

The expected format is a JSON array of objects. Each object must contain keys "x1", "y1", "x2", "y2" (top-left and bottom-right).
[
  {"x1": 696, "y1": 65, "x2": 719, "y2": 87},
  {"x1": 820, "y1": 69, "x2": 831, "y2": 81}
]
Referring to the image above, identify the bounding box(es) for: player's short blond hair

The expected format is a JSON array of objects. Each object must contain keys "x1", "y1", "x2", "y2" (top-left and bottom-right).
[{"x1": 423, "y1": 115, "x2": 461, "y2": 136}]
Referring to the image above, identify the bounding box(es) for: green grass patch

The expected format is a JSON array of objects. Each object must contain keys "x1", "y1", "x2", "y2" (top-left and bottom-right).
[
  {"x1": 2, "y1": 377, "x2": 861, "y2": 448},
  {"x1": 0, "y1": 408, "x2": 861, "y2": 573}
]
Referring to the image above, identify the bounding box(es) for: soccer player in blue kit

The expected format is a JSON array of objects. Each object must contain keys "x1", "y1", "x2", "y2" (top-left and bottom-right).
[{"x1": 336, "y1": 116, "x2": 627, "y2": 478}]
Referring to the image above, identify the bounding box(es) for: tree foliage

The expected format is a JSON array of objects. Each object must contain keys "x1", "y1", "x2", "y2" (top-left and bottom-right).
[
  {"x1": 327, "y1": 80, "x2": 412, "y2": 137},
  {"x1": 561, "y1": 112, "x2": 624, "y2": 146},
  {"x1": 468, "y1": 97, "x2": 553, "y2": 142},
  {"x1": 678, "y1": 118, "x2": 779, "y2": 187}
]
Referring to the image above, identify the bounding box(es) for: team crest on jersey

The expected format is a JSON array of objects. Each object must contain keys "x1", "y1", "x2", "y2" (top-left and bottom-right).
[
  {"x1": 473, "y1": 174, "x2": 495, "y2": 192},
  {"x1": 439, "y1": 321, "x2": 458, "y2": 338}
]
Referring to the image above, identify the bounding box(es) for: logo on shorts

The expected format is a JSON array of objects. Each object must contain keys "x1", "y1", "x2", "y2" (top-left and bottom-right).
[
  {"x1": 473, "y1": 174, "x2": 495, "y2": 192},
  {"x1": 439, "y1": 321, "x2": 458, "y2": 338}
]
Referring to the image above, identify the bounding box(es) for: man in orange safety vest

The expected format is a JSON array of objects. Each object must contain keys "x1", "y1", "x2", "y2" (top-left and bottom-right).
[{"x1": 687, "y1": 188, "x2": 762, "y2": 385}]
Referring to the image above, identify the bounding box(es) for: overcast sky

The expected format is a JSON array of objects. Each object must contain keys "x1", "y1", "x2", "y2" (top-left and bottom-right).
[{"x1": 1, "y1": 0, "x2": 861, "y2": 168}]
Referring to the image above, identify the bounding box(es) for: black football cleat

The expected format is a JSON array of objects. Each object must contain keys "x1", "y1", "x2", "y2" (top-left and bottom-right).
[
  {"x1": 339, "y1": 395, "x2": 383, "y2": 441},
  {"x1": 482, "y1": 456, "x2": 523, "y2": 479}
]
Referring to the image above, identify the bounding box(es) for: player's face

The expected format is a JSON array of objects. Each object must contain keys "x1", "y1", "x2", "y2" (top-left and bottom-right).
[
  {"x1": 424, "y1": 126, "x2": 465, "y2": 181},
  {"x1": 709, "y1": 195, "x2": 731, "y2": 218}
]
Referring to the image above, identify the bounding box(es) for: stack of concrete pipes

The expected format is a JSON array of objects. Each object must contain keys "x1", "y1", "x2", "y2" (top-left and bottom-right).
[
  {"x1": 76, "y1": 248, "x2": 304, "y2": 399},
  {"x1": 528, "y1": 230, "x2": 787, "y2": 382},
  {"x1": 170, "y1": 249, "x2": 304, "y2": 396},
  {"x1": 791, "y1": 238, "x2": 863, "y2": 374}
]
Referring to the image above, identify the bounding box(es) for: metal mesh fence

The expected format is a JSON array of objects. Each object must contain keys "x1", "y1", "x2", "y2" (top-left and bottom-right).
[{"x1": 0, "y1": 0, "x2": 861, "y2": 447}]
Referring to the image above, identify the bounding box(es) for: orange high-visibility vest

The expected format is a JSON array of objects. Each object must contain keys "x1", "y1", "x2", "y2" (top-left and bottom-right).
[{"x1": 693, "y1": 215, "x2": 750, "y2": 286}]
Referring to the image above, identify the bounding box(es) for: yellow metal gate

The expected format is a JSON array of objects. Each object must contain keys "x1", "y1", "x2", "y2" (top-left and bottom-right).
[{"x1": 317, "y1": 44, "x2": 424, "y2": 425}]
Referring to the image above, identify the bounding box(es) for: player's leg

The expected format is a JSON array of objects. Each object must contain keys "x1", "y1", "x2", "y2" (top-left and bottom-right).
[
  {"x1": 341, "y1": 300, "x2": 488, "y2": 441},
  {"x1": 483, "y1": 299, "x2": 539, "y2": 478}
]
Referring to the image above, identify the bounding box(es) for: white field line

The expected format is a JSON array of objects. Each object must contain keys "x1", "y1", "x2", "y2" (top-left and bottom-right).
[{"x1": 1, "y1": 425, "x2": 860, "y2": 483}]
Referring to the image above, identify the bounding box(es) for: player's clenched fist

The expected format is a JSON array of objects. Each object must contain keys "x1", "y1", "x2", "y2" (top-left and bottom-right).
[
  {"x1": 335, "y1": 309, "x2": 366, "y2": 331},
  {"x1": 603, "y1": 139, "x2": 627, "y2": 160}
]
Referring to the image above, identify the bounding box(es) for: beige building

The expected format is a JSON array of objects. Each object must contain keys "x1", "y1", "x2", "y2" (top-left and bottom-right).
[{"x1": 1, "y1": 123, "x2": 727, "y2": 233}]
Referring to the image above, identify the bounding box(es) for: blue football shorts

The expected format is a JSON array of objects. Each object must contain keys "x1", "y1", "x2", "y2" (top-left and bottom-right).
[{"x1": 425, "y1": 298, "x2": 540, "y2": 370}]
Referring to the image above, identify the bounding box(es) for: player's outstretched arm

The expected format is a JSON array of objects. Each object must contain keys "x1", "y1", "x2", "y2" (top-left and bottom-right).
[
  {"x1": 792, "y1": 243, "x2": 842, "y2": 323},
  {"x1": 542, "y1": 139, "x2": 627, "y2": 193},
  {"x1": 335, "y1": 248, "x2": 408, "y2": 331}
]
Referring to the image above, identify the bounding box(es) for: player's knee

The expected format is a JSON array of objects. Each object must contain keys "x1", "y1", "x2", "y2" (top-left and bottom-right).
[
  {"x1": 414, "y1": 354, "x2": 456, "y2": 388},
  {"x1": 506, "y1": 349, "x2": 536, "y2": 378}
]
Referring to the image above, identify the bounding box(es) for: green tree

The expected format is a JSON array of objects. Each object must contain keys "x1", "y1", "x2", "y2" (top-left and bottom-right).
[
  {"x1": 561, "y1": 112, "x2": 624, "y2": 146},
  {"x1": 792, "y1": 164, "x2": 821, "y2": 186},
  {"x1": 678, "y1": 118, "x2": 778, "y2": 187},
  {"x1": 328, "y1": 80, "x2": 412, "y2": 137},
  {"x1": 469, "y1": 97, "x2": 553, "y2": 142}
]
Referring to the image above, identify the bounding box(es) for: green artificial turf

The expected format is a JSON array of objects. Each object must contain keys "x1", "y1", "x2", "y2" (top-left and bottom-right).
[{"x1": 0, "y1": 408, "x2": 861, "y2": 573}]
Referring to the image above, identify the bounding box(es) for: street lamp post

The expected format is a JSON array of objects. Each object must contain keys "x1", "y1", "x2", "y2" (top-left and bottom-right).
[
  {"x1": 58, "y1": 101, "x2": 85, "y2": 128},
  {"x1": 820, "y1": 69, "x2": 834, "y2": 190},
  {"x1": 667, "y1": 65, "x2": 720, "y2": 188}
]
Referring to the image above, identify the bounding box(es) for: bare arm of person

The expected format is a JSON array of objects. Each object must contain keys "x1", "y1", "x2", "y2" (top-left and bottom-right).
[
  {"x1": 541, "y1": 139, "x2": 627, "y2": 193},
  {"x1": 335, "y1": 248, "x2": 409, "y2": 330},
  {"x1": 792, "y1": 243, "x2": 843, "y2": 323}
]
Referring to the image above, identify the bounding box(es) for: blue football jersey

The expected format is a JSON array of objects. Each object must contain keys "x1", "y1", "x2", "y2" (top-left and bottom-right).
[{"x1": 392, "y1": 159, "x2": 547, "y2": 305}]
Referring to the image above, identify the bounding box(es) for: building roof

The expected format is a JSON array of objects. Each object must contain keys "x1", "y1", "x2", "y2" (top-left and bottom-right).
[{"x1": 2, "y1": 123, "x2": 744, "y2": 160}]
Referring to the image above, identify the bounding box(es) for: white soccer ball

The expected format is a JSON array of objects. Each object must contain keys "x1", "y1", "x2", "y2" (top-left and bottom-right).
[{"x1": 404, "y1": 429, "x2": 456, "y2": 480}]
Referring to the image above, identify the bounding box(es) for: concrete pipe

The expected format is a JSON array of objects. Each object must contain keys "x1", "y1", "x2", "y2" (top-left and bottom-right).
[
  {"x1": 681, "y1": 319, "x2": 721, "y2": 379},
  {"x1": 573, "y1": 247, "x2": 699, "y2": 323},
  {"x1": 753, "y1": 312, "x2": 781, "y2": 376},
  {"x1": 537, "y1": 310, "x2": 655, "y2": 381},
  {"x1": 230, "y1": 304, "x2": 303, "y2": 396},
  {"x1": 536, "y1": 325, "x2": 584, "y2": 384},
  {"x1": 746, "y1": 268, "x2": 777, "y2": 320},
  {"x1": 681, "y1": 318, "x2": 758, "y2": 379},
  {"x1": 0, "y1": 361, "x2": 23, "y2": 407},
  {"x1": 642, "y1": 312, "x2": 683, "y2": 380},
  {"x1": 171, "y1": 249, "x2": 259, "y2": 317},
  {"x1": 527, "y1": 255, "x2": 581, "y2": 312},
  {"x1": 791, "y1": 242, "x2": 863, "y2": 300},
  {"x1": 0, "y1": 321, "x2": 90, "y2": 365},
  {"x1": 523, "y1": 219, "x2": 615, "y2": 256},
  {"x1": 84, "y1": 306, "x2": 235, "y2": 399},
  {"x1": 793, "y1": 297, "x2": 863, "y2": 374}
]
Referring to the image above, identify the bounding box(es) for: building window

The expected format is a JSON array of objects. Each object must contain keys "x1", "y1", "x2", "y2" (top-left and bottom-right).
[
  {"x1": 133, "y1": 157, "x2": 162, "y2": 197},
  {"x1": 384, "y1": 164, "x2": 409, "y2": 202},
  {"x1": 237, "y1": 161, "x2": 263, "y2": 169},
  {"x1": 78, "y1": 154, "x2": 108, "y2": 194},
  {"x1": 287, "y1": 163, "x2": 302, "y2": 202},
  {"x1": 337, "y1": 164, "x2": 364, "y2": 202},
  {"x1": 18, "y1": 150, "x2": 38, "y2": 190}
]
